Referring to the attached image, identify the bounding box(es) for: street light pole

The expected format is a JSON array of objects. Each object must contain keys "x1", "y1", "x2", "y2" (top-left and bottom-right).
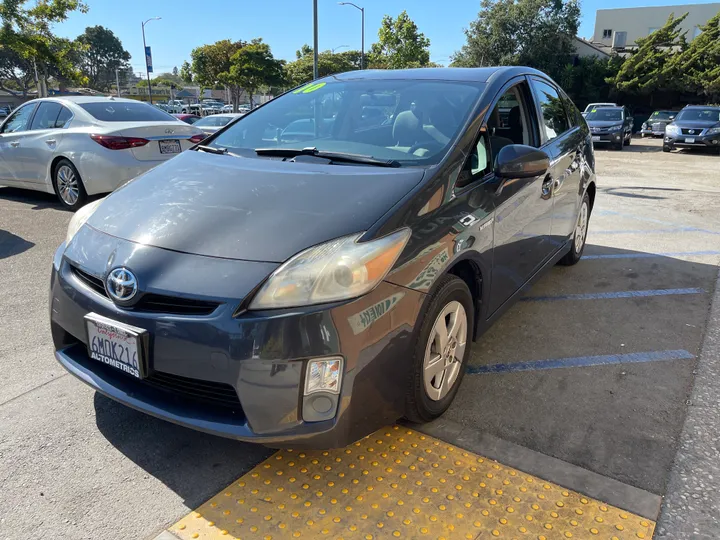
[
  {"x1": 141, "y1": 17, "x2": 161, "y2": 104},
  {"x1": 338, "y1": 2, "x2": 364, "y2": 69},
  {"x1": 313, "y1": 0, "x2": 319, "y2": 79},
  {"x1": 115, "y1": 68, "x2": 120, "y2": 97}
]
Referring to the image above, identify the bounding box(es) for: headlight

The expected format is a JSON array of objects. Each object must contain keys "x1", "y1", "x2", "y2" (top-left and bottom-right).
[
  {"x1": 666, "y1": 125, "x2": 680, "y2": 136},
  {"x1": 65, "y1": 198, "x2": 104, "y2": 244},
  {"x1": 706, "y1": 127, "x2": 720, "y2": 135},
  {"x1": 608, "y1": 124, "x2": 623, "y2": 132},
  {"x1": 249, "y1": 228, "x2": 411, "y2": 309}
]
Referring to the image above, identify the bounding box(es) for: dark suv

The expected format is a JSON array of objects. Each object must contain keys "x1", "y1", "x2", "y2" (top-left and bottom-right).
[
  {"x1": 585, "y1": 106, "x2": 634, "y2": 150},
  {"x1": 663, "y1": 105, "x2": 720, "y2": 154}
]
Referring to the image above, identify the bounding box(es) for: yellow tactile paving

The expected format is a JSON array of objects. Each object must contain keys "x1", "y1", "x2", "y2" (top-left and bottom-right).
[{"x1": 167, "y1": 426, "x2": 655, "y2": 539}]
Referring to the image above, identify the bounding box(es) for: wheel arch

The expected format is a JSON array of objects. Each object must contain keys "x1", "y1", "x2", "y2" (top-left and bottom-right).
[
  {"x1": 446, "y1": 258, "x2": 484, "y2": 341},
  {"x1": 586, "y1": 181, "x2": 596, "y2": 214}
]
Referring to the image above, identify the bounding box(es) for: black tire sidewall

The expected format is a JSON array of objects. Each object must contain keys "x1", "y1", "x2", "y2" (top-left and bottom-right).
[
  {"x1": 53, "y1": 159, "x2": 87, "y2": 211},
  {"x1": 406, "y1": 275, "x2": 474, "y2": 423}
]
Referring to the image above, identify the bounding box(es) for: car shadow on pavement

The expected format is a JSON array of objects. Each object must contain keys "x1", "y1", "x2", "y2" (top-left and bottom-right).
[
  {"x1": 0, "y1": 187, "x2": 62, "y2": 210},
  {"x1": 0, "y1": 229, "x2": 35, "y2": 259},
  {"x1": 93, "y1": 393, "x2": 273, "y2": 508}
]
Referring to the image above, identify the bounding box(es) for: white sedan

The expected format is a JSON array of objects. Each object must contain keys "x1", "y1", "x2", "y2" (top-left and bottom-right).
[
  {"x1": 0, "y1": 96, "x2": 205, "y2": 210},
  {"x1": 192, "y1": 113, "x2": 245, "y2": 136}
]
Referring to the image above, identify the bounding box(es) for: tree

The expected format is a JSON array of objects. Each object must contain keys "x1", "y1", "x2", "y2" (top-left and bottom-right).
[
  {"x1": 0, "y1": 0, "x2": 88, "y2": 96},
  {"x1": 609, "y1": 13, "x2": 688, "y2": 97},
  {"x1": 225, "y1": 39, "x2": 285, "y2": 107},
  {"x1": 76, "y1": 25, "x2": 131, "y2": 91},
  {"x1": 451, "y1": 0, "x2": 580, "y2": 80},
  {"x1": 556, "y1": 56, "x2": 624, "y2": 110},
  {"x1": 284, "y1": 45, "x2": 359, "y2": 86},
  {"x1": 188, "y1": 39, "x2": 246, "y2": 106},
  {"x1": 179, "y1": 61, "x2": 193, "y2": 83},
  {"x1": 664, "y1": 11, "x2": 720, "y2": 100},
  {"x1": 172, "y1": 65, "x2": 179, "y2": 77},
  {"x1": 368, "y1": 11, "x2": 432, "y2": 69}
]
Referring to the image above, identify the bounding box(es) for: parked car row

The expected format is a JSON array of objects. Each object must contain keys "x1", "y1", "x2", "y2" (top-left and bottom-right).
[{"x1": 0, "y1": 96, "x2": 205, "y2": 210}]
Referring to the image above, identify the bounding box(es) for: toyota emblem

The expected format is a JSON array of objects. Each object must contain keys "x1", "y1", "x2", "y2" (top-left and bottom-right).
[
  {"x1": 689, "y1": 129, "x2": 695, "y2": 134},
  {"x1": 106, "y1": 267, "x2": 138, "y2": 302}
]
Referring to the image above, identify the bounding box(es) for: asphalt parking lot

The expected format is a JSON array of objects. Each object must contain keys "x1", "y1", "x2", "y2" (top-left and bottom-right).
[{"x1": 1, "y1": 136, "x2": 719, "y2": 539}]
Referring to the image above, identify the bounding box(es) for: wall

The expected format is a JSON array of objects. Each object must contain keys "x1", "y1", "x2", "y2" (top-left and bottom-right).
[{"x1": 593, "y1": 3, "x2": 720, "y2": 47}]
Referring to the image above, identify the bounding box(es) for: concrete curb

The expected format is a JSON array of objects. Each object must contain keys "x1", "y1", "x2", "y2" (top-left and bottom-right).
[
  {"x1": 151, "y1": 530, "x2": 182, "y2": 540},
  {"x1": 414, "y1": 417, "x2": 661, "y2": 520},
  {"x1": 655, "y1": 268, "x2": 720, "y2": 538}
]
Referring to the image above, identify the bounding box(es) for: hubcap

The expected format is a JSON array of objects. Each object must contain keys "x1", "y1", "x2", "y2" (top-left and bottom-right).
[
  {"x1": 423, "y1": 300, "x2": 467, "y2": 401},
  {"x1": 575, "y1": 201, "x2": 588, "y2": 253},
  {"x1": 56, "y1": 165, "x2": 79, "y2": 206}
]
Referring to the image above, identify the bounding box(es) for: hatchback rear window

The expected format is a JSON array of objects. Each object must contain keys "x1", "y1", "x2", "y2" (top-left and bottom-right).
[{"x1": 79, "y1": 102, "x2": 175, "y2": 122}]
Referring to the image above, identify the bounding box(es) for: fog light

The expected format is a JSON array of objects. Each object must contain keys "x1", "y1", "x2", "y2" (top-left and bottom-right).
[
  {"x1": 305, "y1": 357, "x2": 343, "y2": 395},
  {"x1": 302, "y1": 357, "x2": 343, "y2": 423}
]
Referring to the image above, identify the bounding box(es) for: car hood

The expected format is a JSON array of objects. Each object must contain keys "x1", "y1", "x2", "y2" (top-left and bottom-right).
[
  {"x1": 586, "y1": 120, "x2": 623, "y2": 128},
  {"x1": 87, "y1": 150, "x2": 425, "y2": 262},
  {"x1": 671, "y1": 120, "x2": 719, "y2": 129}
]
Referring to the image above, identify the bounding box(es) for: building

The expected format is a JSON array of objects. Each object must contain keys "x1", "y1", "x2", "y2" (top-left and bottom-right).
[
  {"x1": 571, "y1": 36, "x2": 611, "y2": 59},
  {"x1": 592, "y1": 2, "x2": 720, "y2": 49}
]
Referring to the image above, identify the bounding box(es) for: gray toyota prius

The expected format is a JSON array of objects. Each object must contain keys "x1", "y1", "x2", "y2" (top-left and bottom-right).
[{"x1": 50, "y1": 67, "x2": 596, "y2": 448}]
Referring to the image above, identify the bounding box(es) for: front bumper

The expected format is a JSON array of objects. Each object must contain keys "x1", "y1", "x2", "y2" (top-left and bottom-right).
[
  {"x1": 590, "y1": 131, "x2": 623, "y2": 144},
  {"x1": 50, "y1": 231, "x2": 425, "y2": 448},
  {"x1": 665, "y1": 133, "x2": 720, "y2": 149},
  {"x1": 640, "y1": 128, "x2": 665, "y2": 136}
]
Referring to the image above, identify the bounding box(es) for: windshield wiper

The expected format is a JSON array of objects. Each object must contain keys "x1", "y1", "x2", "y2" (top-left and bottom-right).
[
  {"x1": 255, "y1": 147, "x2": 401, "y2": 168},
  {"x1": 196, "y1": 144, "x2": 228, "y2": 155}
]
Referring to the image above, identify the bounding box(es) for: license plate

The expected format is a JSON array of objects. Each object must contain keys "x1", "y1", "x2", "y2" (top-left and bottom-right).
[
  {"x1": 591, "y1": 136, "x2": 601, "y2": 142},
  {"x1": 684, "y1": 137, "x2": 695, "y2": 144},
  {"x1": 85, "y1": 313, "x2": 146, "y2": 378},
  {"x1": 159, "y1": 139, "x2": 181, "y2": 154}
]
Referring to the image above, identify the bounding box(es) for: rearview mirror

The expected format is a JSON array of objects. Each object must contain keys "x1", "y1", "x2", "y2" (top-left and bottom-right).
[{"x1": 494, "y1": 145, "x2": 550, "y2": 179}]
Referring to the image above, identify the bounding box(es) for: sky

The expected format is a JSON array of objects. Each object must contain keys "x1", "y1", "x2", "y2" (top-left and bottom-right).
[{"x1": 54, "y1": 0, "x2": 720, "y2": 78}]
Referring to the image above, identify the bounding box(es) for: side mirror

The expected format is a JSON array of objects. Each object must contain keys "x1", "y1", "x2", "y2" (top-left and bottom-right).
[
  {"x1": 494, "y1": 144, "x2": 550, "y2": 179},
  {"x1": 669, "y1": 115, "x2": 675, "y2": 120}
]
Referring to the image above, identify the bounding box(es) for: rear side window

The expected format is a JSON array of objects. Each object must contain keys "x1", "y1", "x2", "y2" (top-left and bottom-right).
[
  {"x1": 55, "y1": 106, "x2": 73, "y2": 128},
  {"x1": 30, "y1": 102, "x2": 63, "y2": 130},
  {"x1": 79, "y1": 101, "x2": 175, "y2": 122},
  {"x1": 530, "y1": 79, "x2": 570, "y2": 142}
]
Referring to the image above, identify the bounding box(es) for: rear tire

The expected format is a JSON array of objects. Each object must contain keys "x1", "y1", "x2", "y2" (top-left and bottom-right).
[
  {"x1": 405, "y1": 275, "x2": 474, "y2": 424},
  {"x1": 52, "y1": 159, "x2": 87, "y2": 211},
  {"x1": 558, "y1": 192, "x2": 590, "y2": 266}
]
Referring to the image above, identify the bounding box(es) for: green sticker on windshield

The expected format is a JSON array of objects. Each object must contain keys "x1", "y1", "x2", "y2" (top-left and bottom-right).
[
  {"x1": 591, "y1": 109, "x2": 597, "y2": 113},
  {"x1": 293, "y1": 82, "x2": 327, "y2": 94}
]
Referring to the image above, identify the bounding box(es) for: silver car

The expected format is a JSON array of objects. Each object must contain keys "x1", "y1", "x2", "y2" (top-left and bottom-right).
[
  {"x1": 192, "y1": 113, "x2": 245, "y2": 135},
  {"x1": 0, "y1": 97, "x2": 205, "y2": 210}
]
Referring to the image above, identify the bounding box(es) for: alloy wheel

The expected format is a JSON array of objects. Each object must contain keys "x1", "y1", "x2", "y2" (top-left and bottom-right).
[
  {"x1": 56, "y1": 165, "x2": 79, "y2": 206},
  {"x1": 575, "y1": 200, "x2": 589, "y2": 253},
  {"x1": 423, "y1": 300, "x2": 468, "y2": 401}
]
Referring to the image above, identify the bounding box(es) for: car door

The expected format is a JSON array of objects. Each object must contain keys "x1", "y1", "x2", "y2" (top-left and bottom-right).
[
  {"x1": 482, "y1": 79, "x2": 556, "y2": 314},
  {"x1": 528, "y1": 77, "x2": 583, "y2": 248},
  {"x1": 21, "y1": 101, "x2": 69, "y2": 186},
  {"x1": 0, "y1": 102, "x2": 39, "y2": 184}
]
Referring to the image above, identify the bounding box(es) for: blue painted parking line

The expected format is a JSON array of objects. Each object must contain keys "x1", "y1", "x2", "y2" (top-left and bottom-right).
[
  {"x1": 583, "y1": 250, "x2": 720, "y2": 260},
  {"x1": 522, "y1": 287, "x2": 704, "y2": 302},
  {"x1": 466, "y1": 349, "x2": 694, "y2": 374}
]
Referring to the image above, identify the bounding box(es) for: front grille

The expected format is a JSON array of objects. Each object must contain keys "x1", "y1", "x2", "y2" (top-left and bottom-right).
[
  {"x1": 652, "y1": 122, "x2": 665, "y2": 131},
  {"x1": 70, "y1": 264, "x2": 221, "y2": 316},
  {"x1": 681, "y1": 128, "x2": 703, "y2": 135},
  {"x1": 144, "y1": 370, "x2": 243, "y2": 410}
]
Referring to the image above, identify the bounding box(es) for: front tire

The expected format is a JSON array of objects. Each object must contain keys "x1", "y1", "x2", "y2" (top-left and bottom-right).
[
  {"x1": 405, "y1": 275, "x2": 474, "y2": 424},
  {"x1": 52, "y1": 159, "x2": 87, "y2": 211},
  {"x1": 663, "y1": 145, "x2": 672, "y2": 153},
  {"x1": 558, "y1": 192, "x2": 590, "y2": 266}
]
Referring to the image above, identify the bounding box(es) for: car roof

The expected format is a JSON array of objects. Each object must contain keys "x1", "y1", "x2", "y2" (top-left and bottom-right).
[
  {"x1": 34, "y1": 96, "x2": 139, "y2": 105},
  {"x1": 205, "y1": 113, "x2": 243, "y2": 118},
  {"x1": 682, "y1": 105, "x2": 720, "y2": 110},
  {"x1": 593, "y1": 106, "x2": 623, "y2": 110},
  {"x1": 326, "y1": 66, "x2": 548, "y2": 83}
]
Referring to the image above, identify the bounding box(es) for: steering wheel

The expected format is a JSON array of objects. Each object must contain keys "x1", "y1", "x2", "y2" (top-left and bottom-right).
[{"x1": 408, "y1": 140, "x2": 444, "y2": 155}]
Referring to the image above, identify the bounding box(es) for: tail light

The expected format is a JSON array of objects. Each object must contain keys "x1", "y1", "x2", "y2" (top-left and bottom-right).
[
  {"x1": 90, "y1": 134, "x2": 150, "y2": 150},
  {"x1": 189, "y1": 134, "x2": 206, "y2": 144}
]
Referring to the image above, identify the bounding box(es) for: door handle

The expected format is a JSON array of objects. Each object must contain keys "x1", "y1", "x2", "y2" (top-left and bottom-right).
[
  {"x1": 46, "y1": 139, "x2": 57, "y2": 145},
  {"x1": 9, "y1": 141, "x2": 20, "y2": 147}
]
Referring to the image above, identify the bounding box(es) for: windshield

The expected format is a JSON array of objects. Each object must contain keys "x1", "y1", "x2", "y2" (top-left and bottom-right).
[
  {"x1": 208, "y1": 78, "x2": 484, "y2": 166},
  {"x1": 585, "y1": 103, "x2": 614, "y2": 112},
  {"x1": 651, "y1": 111, "x2": 674, "y2": 120},
  {"x1": 675, "y1": 108, "x2": 720, "y2": 122},
  {"x1": 195, "y1": 116, "x2": 234, "y2": 127},
  {"x1": 80, "y1": 101, "x2": 175, "y2": 122},
  {"x1": 585, "y1": 108, "x2": 623, "y2": 122}
]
